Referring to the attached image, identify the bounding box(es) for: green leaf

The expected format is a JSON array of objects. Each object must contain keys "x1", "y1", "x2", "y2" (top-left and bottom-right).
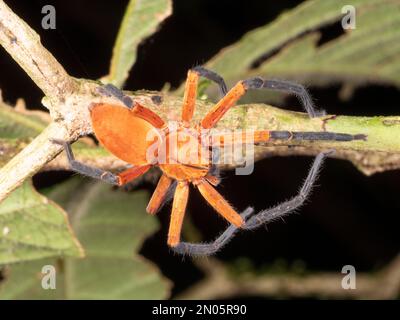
[
  {"x1": 205, "y1": 0, "x2": 400, "y2": 88},
  {"x1": 105, "y1": 0, "x2": 172, "y2": 87},
  {"x1": 0, "y1": 178, "x2": 171, "y2": 299},
  {"x1": 0, "y1": 100, "x2": 49, "y2": 166},
  {"x1": 0, "y1": 181, "x2": 83, "y2": 265},
  {"x1": 0, "y1": 100, "x2": 47, "y2": 140}
]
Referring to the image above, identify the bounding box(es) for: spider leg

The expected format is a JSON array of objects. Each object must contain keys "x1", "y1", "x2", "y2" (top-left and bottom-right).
[
  {"x1": 244, "y1": 150, "x2": 330, "y2": 230},
  {"x1": 268, "y1": 131, "x2": 367, "y2": 142},
  {"x1": 172, "y1": 151, "x2": 330, "y2": 256},
  {"x1": 118, "y1": 165, "x2": 152, "y2": 185},
  {"x1": 211, "y1": 130, "x2": 271, "y2": 147},
  {"x1": 210, "y1": 130, "x2": 366, "y2": 148},
  {"x1": 201, "y1": 81, "x2": 246, "y2": 129},
  {"x1": 181, "y1": 67, "x2": 228, "y2": 123},
  {"x1": 52, "y1": 139, "x2": 150, "y2": 186},
  {"x1": 97, "y1": 83, "x2": 134, "y2": 109},
  {"x1": 242, "y1": 78, "x2": 325, "y2": 118},
  {"x1": 172, "y1": 207, "x2": 254, "y2": 256},
  {"x1": 147, "y1": 174, "x2": 173, "y2": 215},
  {"x1": 181, "y1": 69, "x2": 199, "y2": 123},
  {"x1": 201, "y1": 77, "x2": 326, "y2": 129},
  {"x1": 205, "y1": 174, "x2": 220, "y2": 187},
  {"x1": 192, "y1": 66, "x2": 228, "y2": 96},
  {"x1": 132, "y1": 103, "x2": 165, "y2": 128},
  {"x1": 168, "y1": 181, "x2": 190, "y2": 247},
  {"x1": 195, "y1": 178, "x2": 244, "y2": 227}
]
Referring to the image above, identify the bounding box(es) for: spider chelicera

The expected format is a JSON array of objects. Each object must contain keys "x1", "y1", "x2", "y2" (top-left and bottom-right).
[{"x1": 53, "y1": 66, "x2": 366, "y2": 256}]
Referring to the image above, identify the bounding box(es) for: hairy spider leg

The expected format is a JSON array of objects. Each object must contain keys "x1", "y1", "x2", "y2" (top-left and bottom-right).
[
  {"x1": 147, "y1": 174, "x2": 173, "y2": 215},
  {"x1": 168, "y1": 181, "x2": 190, "y2": 247},
  {"x1": 52, "y1": 140, "x2": 151, "y2": 186},
  {"x1": 172, "y1": 151, "x2": 330, "y2": 256},
  {"x1": 181, "y1": 70, "x2": 199, "y2": 123},
  {"x1": 192, "y1": 66, "x2": 228, "y2": 96},
  {"x1": 195, "y1": 179, "x2": 244, "y2": 227},
  {"x1": 172, "y1": 208, "x2": 254, "y2": 256},
  {"x1": 242, "y1": 78, "x2": 326, "y2": 118},
  {"x1": 200, "y1": 77, "x2": 327, "y2": 129},
  {"x1": 210, "y1": 130, "x2": 366, "y2": 148},
  {"x1": 181, "y1": 66, "x2": 229, "y2": 124},
  {"x1": 201, "y1": 82, "x2": 246, "y2": 129},
  {"x1": 132, "y1": 103, "x2": 165, "y2": 129},
  {"x1": 205, "y1": 174, "x2": 220, "y2": 186},
  {"x1": 118, "y1": 165, "x2": 152, "y2": 185}
]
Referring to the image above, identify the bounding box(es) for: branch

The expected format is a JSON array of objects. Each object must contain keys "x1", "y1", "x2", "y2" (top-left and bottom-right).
[
  {"x1": 0, "y1": 0, "x2": 92, "y2": 201},
  {"x1": 0, "y1": 0, "x2": 77, "y2": 99},
  {"x1": 0, "y1": 0, "x2": 400, "y2": 204},
  {"x1": 176, "y1": 255, "x2": 400, "y2": 299},
  {"x1": 0, "y1": 122, "x2": 68, "y2": 200},
  {"x1": 3, "y1": 94, "x2": 400, "y2": 175}
]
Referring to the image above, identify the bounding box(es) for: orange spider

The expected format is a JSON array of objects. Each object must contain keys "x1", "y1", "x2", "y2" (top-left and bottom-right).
[{"x1": 53, "y1": 66, "x2": 366, "y2": 251}]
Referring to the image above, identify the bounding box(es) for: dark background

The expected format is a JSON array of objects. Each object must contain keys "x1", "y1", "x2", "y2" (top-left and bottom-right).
[{"x1": 1, "y1": 0, "x2": 399, "y2": 298}]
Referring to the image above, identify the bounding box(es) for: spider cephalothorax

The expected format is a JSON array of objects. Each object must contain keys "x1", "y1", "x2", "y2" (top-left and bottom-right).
[{"x1": 53, "y1": 66, "x2": 366, "y2": 254}]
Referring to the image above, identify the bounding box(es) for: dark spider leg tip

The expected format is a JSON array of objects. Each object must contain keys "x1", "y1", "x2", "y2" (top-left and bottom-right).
[
  {"x1": 354, "y1": 134, "x2": 368, "y2": 141},
  {"x1": 192, "y1": 65, "x2": 228, "y2": 96}
]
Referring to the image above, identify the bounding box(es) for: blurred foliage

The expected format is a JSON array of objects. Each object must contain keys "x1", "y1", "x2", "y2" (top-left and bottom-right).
[
  {"x1": 0, "y1": 181, "x2": 83, "y2": 265},
  {"x1": 205, "y1": 0, "x2": 400, "y2": 90},
  {"x1": 0, "y1": 102, "x2": 47, "y2": 139},
  {"x1": 103, "y1": 0, "x2": 172, "y2": 87},
  {"x1": 229, "y1": 257, "x2": 308, "y2": 277},
  {"x1": 0, "y1": 100, "x2": 49, "y2": 165},
  {"x1": 0, "y1": 178, "x2": 171, "y2": 299}
]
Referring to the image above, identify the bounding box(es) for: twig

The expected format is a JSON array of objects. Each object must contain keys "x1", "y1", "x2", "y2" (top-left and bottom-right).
[
  {"x1": 0, "y1": 0, "x2": 77, "y2": 100},
  {"x1": 0, "y1": 122, "x2": 68, "y2": 200},
  {"x1": 176, "y1": 255, "x2": 400, "y2": 299}
]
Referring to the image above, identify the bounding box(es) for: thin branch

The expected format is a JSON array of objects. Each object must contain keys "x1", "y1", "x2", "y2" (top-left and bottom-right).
[
  {"x1": 0, "y1": 0, "x2": 77, "y2": 100},
  {"x1": 0, "y1": 122, "x2": 69, "y2": 201},
  {"x1": 3, "y1": 94, "x2": 400, "y2": 175},
  {"x1": 176, "y1": 255, "x2": 400, "y2": 299}
]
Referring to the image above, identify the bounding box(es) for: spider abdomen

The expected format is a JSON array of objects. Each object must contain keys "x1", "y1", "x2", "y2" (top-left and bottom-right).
[{"x1": 90, "y1": 103, "x2": 161, "y2": 166}]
